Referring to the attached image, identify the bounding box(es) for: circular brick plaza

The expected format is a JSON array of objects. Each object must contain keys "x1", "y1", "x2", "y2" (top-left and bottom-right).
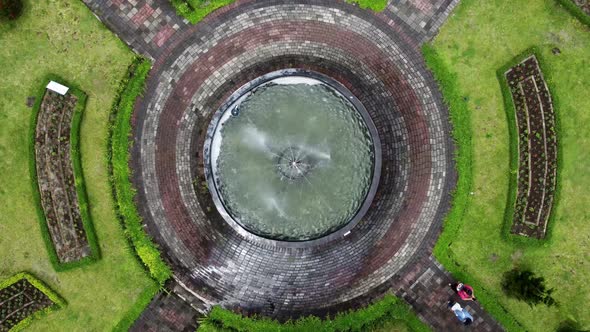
[{"x1": 131, "y1": 0, "x2": 454, "y2": 319}]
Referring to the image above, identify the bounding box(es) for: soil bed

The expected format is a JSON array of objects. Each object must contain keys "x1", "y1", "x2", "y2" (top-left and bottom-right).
[
  {"x1": 505, "y1": 55, "x2": 557, "y2": 238},
  {"x1": 35, "y1": 90, "x2": 91, "y2": 262}
]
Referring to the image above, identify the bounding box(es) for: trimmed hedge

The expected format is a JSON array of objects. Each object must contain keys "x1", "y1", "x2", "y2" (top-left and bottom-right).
[
  {"x1": 555, "y1": 0, "x2": 590, "y2": 27},
  {"x1": 422, "y1": 44, "x2": 526, "y2": 332},
  {"x1": 170, "y1": 0, "x2": 388, "y2": 24},
  {"x1": 0, "y1": 272, "x2": 65, "y2": 332},
  {"x1": 198, "y1": 294, "x2": 430, "y2": 332},
  {"x1": 107, "y1": 57, "x2": 172, "y2": 285},
  {"x1": 29, "y1": 75, "x2": 100, "y2": 271},
  {"x1": 496, "y1": 46, "x2": 563, "y2": 246}
]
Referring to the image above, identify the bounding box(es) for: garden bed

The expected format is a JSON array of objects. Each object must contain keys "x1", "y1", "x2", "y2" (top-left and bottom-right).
[
  {"x1": 0, "y1": 273, "x2": 64, "y2": 332},
  {"x1": 33, "y1": 86, "x2": 96, "y2": 264},
  {"x1": 505, "y1": 55, "x2": 557, "y2": 238}
]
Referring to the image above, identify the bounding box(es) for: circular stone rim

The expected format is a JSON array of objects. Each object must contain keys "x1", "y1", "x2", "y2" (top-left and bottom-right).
[{"x1": 203, "y1": 69, "x2": 382, "y2": 248}]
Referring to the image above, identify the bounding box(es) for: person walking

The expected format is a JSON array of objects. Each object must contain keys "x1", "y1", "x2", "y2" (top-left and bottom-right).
[{"x1": 448, "y1": 301, "x2": 474, "y2": 326}]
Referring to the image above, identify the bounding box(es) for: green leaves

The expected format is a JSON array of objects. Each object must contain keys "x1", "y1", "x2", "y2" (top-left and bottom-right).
[
  {"x1": 108, "y1": 58, "x2": 172, "y2": 285},
  {"x1": 200, "y1": 294, "x2": 430, "y2": 332}
]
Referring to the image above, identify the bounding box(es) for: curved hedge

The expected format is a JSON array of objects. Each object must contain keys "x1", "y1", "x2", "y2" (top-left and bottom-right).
[
  {"x1": 198, "y1": 294, "x2": 430, "y2": 332},
  {"x1": 107, "y1": 57, "x2": 172, "y2": 285}
]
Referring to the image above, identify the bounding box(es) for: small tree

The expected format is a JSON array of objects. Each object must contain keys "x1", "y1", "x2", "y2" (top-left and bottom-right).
[
  {"x1": 0, "y1": 0, "x2": 23, "y2": 20},
  {"x1": 501, "y1": 268, "x2": 556, "y2": 306}
]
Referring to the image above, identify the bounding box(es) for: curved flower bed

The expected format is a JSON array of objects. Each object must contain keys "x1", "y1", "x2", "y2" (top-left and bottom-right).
[
  {"x1": 504, "y1": 55, "x2": 557, "y2": 239},
  {"x1": 33, "y1": 82, "x2": 98, "y2": 266},
  {"x1": 0, "y1": 273, "x2": 64, "y2": 332}
]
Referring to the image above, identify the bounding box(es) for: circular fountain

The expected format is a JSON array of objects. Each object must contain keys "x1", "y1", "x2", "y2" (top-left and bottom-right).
[{"x1": 204, "y1": 70, "x2": 381, "y2": 242}]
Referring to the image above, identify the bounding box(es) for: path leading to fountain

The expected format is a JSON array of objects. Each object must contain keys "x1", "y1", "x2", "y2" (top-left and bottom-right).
[{"x1": 81, "y1": 0, "x2": 502, "y2": 331}]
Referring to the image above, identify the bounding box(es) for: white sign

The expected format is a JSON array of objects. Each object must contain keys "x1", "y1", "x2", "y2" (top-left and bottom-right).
[{"x1": 46, "y1": 81, "x2": 69, "y2": 95}]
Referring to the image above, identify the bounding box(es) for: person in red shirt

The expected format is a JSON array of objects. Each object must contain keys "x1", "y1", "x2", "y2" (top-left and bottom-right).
[{"x1": 454, "y1": 282, "x2": 476, "y2": 301}]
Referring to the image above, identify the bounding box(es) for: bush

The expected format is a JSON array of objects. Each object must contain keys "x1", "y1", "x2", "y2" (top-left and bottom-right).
[
  {"x1": 198, "y1": 294, "x2": 430, "y2": 332},
  {"x1": 107, "y1": 57, "x2": 172, "y2": 285},
  {"x1": 0, "y1": 0, "x2": 23, "y2": 20},
  {"x1": 501, "y1": 268, "x2": 556, "y2": 307}
]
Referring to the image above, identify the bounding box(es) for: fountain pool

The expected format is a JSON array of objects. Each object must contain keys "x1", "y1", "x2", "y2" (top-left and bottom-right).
[{"x1": 204, "y1": 70, "x2": 381, "y2": 242}]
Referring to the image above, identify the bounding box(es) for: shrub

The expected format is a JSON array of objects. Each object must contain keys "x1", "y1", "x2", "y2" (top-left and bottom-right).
[
  {"x1": 107, "y1": 57, "x2": 172, "y2": 285},
  {"x1": 501, "y1": 268, "x2": 556, "y2": 307},
  {"x1": 0, "y1": 0, "x2": 23, "y2": 20},
  {"x1": 199, "y1": 294, "x2": 430, "y2": 332}
]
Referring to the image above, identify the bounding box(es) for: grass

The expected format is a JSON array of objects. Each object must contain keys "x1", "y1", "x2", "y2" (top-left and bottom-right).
[
  {"x1": 107, "y1": 57, "x2": 172, "y2": 286},
  {"x1": 170, "y1": 0, "x2": 387, "y2": 24},
  {"x1": 0, "y1": 0, "x2": 154, "y2": 330},
  {"x1": 29, "y1": 75, "x2": 101, "y2": 271},
  {"x1": 198, "y1": 294, "x2": 430, "y2": 332},
  {"x1": 428, "y1": 0, "x2": 590, "y2": 330}
]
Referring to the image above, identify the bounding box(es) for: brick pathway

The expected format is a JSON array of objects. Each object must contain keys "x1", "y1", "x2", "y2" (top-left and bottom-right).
[
  {"x1": 80, "y1": 0, "x2": 459, "y2": 59},
  {"x1": 394, "y1": 256, "x2": 503, "y2": 331},
  {"x1": 80, "y1": 0, "x2": 503, "y2": 331}
]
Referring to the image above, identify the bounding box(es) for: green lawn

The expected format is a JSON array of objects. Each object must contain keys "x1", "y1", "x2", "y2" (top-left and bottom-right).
[
  {"x1": 0, "y1": 0, "x2": 155, "y2": 331},
  {"x1": 430, "y1": 0, "x2": 590, "y2": 330}
]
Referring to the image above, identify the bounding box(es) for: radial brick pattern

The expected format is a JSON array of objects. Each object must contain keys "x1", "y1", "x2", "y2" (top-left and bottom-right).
[
  {"x1": 133, "y1": 0, "x2": 452, "y2": 318},
  {"x1": 82, "y1": 0, "x2": 504, "y2": 330}
]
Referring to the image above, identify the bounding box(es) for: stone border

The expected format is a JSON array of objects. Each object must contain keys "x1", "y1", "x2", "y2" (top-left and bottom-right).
[
  {"x1": 202, "y1": 69, "x2": 382, "y2": 247},
  {"x1": 504, "y1": 55, "x2": 558, "y2": 239}
]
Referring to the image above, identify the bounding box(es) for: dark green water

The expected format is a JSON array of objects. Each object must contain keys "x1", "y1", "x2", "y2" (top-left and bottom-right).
[{"x1": 211, "y1": 81, "x2": 374, "y2": 241}]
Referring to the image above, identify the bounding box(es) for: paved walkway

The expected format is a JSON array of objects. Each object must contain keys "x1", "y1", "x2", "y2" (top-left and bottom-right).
[
  {"x1": 79, "y1": 0, "x2": 503, "y2": 331},
  {"x1": 394, "y1": 256, "x2": 503, "y2": 331},
  {"x1": 81, "y1": 0, "x2": 459, "y2": 59}
]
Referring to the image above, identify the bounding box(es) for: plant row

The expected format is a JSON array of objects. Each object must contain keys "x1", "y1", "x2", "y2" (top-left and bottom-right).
[
  {"x1": 33, "y1": 85, "x2": 99, "y2": 266},
  {"x1": 0, "y1": 273, "x2": 64, "y2": 332},
  {"x1": 504, "y1": 55, "x2": 557, "y2": 239},
  {"x1": 197, "y1": 294, "x2": 430, "y2": 332}
]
